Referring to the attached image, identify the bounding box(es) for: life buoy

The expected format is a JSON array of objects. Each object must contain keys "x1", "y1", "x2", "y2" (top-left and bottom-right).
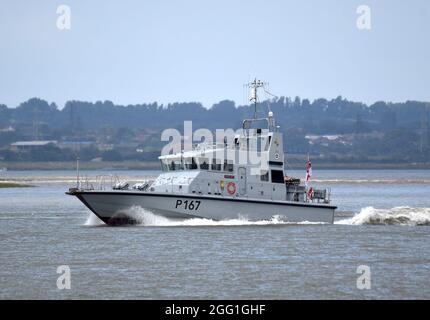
[{"x1": 227, "y1": 182, "x2": 236, "y2": 195}]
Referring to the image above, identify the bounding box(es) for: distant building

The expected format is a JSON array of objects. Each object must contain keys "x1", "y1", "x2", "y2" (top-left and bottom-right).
[{"x1": 10, "y1": 140, "x2": 58, "y2": 151}]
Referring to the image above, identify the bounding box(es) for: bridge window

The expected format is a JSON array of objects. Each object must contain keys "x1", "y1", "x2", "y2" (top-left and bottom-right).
[
  {"x1": 168, "y1": 160, "x2": 183, "y2": 171},
  {"x1": 184, "y1": 157, "x2": 198, "y2": 170},
  {"x1": 168, "y1": 161, "x2": 175, "y2": 171},
  {"x1": 160, "y1": 160, "x2": 168, "y2": 172},
  {"x1": 200, "y1": 159, "x2": 209, "y2": 170},
  {"x1": 224, "y1": 160, "x2": 234, "y2": 172},
  {"x1": 271, "y1": 170, "x2": 284, "y2": 183},
  {"x1": 191, "y1": 158, "x2": 198, "y2": 169},
  {"x1": 211, "y1": 159, "x2": 222, "y2": 171},
  {"x1": 265, "y1": 135, "x2": 272, "y2": 151}
]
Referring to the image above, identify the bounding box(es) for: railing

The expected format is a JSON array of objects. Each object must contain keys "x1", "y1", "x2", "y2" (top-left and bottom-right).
[
  {"x1": 76, "y1": 174, "x2": 153, "y2": 192},
  {"x1": 305, "y1": 187, "x2": 331, "y2": 204},
  {"x1": 77, "y1": 174, "x2": 118, "y2": 191}
]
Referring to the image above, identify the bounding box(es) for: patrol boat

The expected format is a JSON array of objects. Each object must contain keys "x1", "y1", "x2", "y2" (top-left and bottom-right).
[{"x1": 67, "y1": 80, "x2": 336, "y2": 225}]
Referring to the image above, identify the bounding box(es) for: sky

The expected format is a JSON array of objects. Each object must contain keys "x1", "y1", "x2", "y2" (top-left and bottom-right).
[{"x1": 0, "y1": 0, "x2": 429, "y2": 109}]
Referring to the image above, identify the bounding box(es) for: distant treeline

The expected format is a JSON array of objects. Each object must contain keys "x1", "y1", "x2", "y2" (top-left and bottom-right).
[
  {"x1": 0, "y1": 96, "x2": 429, "y2": 162},
  {"x1": 1, "y1": 96, "x2": 428, "y2": 132}
]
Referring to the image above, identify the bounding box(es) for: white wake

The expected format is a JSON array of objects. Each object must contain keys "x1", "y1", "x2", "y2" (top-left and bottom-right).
[
  {"x1": 335, "y1": 206, "x2": 430, "y2": 226},
  {"x1": 84, "y1": 213, "x2": 105, "y2": 226},
  {"x1": 128, "y1": 206, "x2": 299, "y2": 226},
  {"x1": 84, "y1": 206, "x2": 326, "y2": 227},
  {"x1": 84, "y1": 206, "x2": 430, "y2": 227}
]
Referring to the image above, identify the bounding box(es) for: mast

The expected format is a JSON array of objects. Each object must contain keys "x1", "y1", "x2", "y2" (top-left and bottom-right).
[
  {"x1": 248, "y1": 79, "x2": 265, "y2": 119},
  {"x1": 76, "y1": 155, "x2": 80, "y2": 189},
  {"x1": 243, "y1": 79, "x2": 278, "y2": 132}
]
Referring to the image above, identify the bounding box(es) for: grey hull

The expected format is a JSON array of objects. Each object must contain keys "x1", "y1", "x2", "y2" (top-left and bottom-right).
[{"x1": 71, "y1": 190, "x2": 336, "y2": 225}]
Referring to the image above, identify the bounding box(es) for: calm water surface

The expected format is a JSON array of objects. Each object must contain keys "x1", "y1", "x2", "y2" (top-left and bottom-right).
[{"x1": 0, "y1": 169, "x2": 429, "y2": 299}]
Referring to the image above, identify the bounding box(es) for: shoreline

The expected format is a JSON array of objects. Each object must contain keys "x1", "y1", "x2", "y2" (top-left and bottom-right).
[
  {"x1": 0, "y1": 182, "x2": 33, "y2": 188},
  {"x1": 1, "y1": 161, "x2": 430, "y2": 170}
]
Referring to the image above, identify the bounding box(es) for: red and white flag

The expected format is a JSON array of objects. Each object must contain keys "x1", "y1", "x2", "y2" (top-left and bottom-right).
[{"x1": 305, "y1": 156, "x2": 312, "y2": 186}]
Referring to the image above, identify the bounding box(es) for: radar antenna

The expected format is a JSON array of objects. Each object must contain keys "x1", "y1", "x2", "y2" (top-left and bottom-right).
[{"x1": 247, "y1": 79, "x2": 267, "y2": 119}]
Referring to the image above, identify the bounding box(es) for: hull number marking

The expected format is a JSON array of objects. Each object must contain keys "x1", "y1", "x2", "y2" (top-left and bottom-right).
[{"x1": 175, "y1": 200, "x2": 201, "y2": 210}]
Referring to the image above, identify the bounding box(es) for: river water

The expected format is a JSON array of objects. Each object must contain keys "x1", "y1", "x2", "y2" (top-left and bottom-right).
[{"x1": 0, "y1": 169, "x2": 429, "y2": 299}]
